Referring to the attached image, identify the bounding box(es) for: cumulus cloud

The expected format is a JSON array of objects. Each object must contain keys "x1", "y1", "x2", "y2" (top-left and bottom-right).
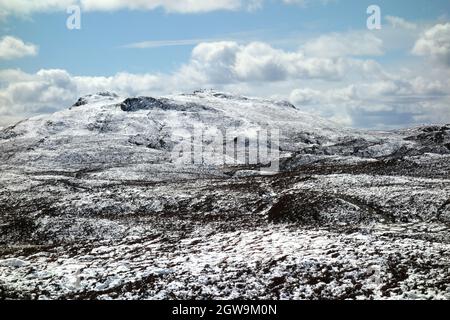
[
  {"x1": 74, "y1": 72, "x2": 166, "y2": 96},
  {"x1": 302, "y1": 32, "x2": 384, "y2": 58},
  {"x1": 0, "y1": 69, "x2": 171, "y2": 119},
  {"x1": 385, "y1": 16, "x2": 417, "y2": 30},
  {"x1": 0, "y1": 69, "x2": 77, "y2": 117},
  {"x1": 180, "y1": 41, "x2": 382, "y2": 84},
  {"x1": 412, "y1": 23, "x2": 450, "y2": 67},
  {"x1": 289, "y1": 75, "x2": 450, "y2": 128},
  {"x1": 0, "y1": 0, "x2": 267, "y2": 17},
  {"x1": 80, "y1": 0, "x2": 243, "y2": 13},
  {"x1": 0, "y1": 0, "x2": 334, "y2": 17},
  {"x1": 0, "y1": 36, "x2": 38, "y2": 60},
  {"x1": 123, "y1": 38, "x2": 217, "y2": 49}
]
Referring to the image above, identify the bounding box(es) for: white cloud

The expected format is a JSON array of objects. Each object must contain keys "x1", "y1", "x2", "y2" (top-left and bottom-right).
[
  {"x1": 302, "y1": 31, "x2": 384, "y2": 58},
  {"x1": 0, "y1": 0, "x2": 264, "y2": 17},
  {"x1": 124, "y1": 38, "x2": 217, "y2": 49},
  {"x1": 0, "y1": 0, "x2": 78, "y2": 19},
  {"x1": 0, "y1": 69, "x2": 169, "y2": 118},
  {"x1": 412, "y1": 23, "x2": 450, "y2": 67},
  {"x1": 181, "y1": 41, "x2": 379, "y2": 83},
  {"x1": 385, "y1": 16, "x2": 417, "y2": 30},
  {"x1": 289, "y1": 75, "x2": 450, "y2": 128},
  {"x1": 0, "y1": 36, "x2": 38, "y2": 60},
  {"x1": 0, "y1": 69, "x2": 76, "y2": 115},
  {"x1": 289, "y1": 88, "x2": 321, "y2": 105},
  {"x1": 74, "y1": 72, "x2": 166, "y2": 96},
  {"x1": 80, "y1": 0, "x2": 242, "y2": 13},
  {"x1": 0, "y1": 0, "x2": 334, "y2": 17}
]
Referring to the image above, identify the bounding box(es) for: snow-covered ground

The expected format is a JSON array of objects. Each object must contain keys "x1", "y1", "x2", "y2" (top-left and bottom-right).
[{"x1": 1, "y1": 223, "x2": 450, "y2": 300}]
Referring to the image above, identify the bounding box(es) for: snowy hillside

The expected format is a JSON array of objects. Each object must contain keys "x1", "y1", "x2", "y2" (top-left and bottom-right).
[{"x1": 0, "y1": 91, "x2": 450, "y2": 300}]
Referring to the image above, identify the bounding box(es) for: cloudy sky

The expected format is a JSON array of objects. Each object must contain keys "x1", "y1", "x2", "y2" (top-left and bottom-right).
[{"x1": 0, "y1": 0, "x2": 449, "y2": 129}]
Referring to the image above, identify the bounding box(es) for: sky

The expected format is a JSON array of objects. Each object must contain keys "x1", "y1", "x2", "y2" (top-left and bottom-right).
[{"x1": 0, "y1": 0, "x2": 449, "y2": 129}]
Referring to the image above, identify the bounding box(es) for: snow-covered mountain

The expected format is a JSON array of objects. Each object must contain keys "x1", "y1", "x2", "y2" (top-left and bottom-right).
[
  {"x1": 0, "y1": 90, "x2": 345, "y2": 173},
  {"x1": 1, "y1": 91, "x2": 450, "y2": 300},
  {"x1": 2, "y1": 90, "x2": 444, "y2": 178}
]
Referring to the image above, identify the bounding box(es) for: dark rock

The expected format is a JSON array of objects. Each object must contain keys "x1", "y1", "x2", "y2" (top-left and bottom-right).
[{"x1": 72, "y1": 97, "x2": 88, "y2": 107}]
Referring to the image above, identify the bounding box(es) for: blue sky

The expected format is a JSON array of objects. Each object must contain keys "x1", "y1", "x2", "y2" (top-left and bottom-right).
[
  {"x1": 2, "y1": 0, "x2": 449, "y2": 75},
  {"x1": 0, "y1": 0, "x2": 449, "y2": 128}
]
